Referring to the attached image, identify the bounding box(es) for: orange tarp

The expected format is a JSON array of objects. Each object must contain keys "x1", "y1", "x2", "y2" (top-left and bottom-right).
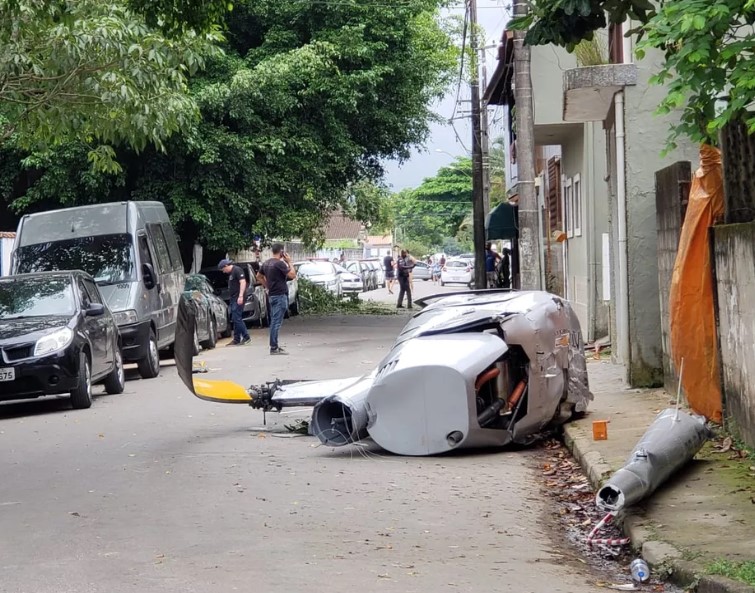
[{"x1": 669, "y1": 145, "x2": 724, "y2": 423}]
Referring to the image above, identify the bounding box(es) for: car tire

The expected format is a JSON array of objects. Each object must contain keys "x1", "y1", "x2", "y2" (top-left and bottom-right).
[
  {"x1": 137, "y1": 329, "x2": 160, "y2": 379},
  {"x1": 289, "y1": 294, "x2": 300, "y2": 316},
  {"x1": 70, "y1": 352, "x2": 93, "y2": 409},
  {"x1": 202, "y1": 317, "x2": 217, "y2": 349},
  {"x1": 440, "y1": 280, "x2": 445, "y2": 286},
  {"x1": 103, "y1": 347, "x2": 125, "y2": 395}
]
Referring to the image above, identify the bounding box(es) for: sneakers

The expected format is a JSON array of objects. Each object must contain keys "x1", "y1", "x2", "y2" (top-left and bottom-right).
[
  {"x1": 270, "y1": 347, "x2": 288, "y2": 355},
  {"x1": 226, "y1": 340, "x2": 240, "y2": 347},
  {"x1": 240, "y1": 336, "x2": 251, "y2": 345}
]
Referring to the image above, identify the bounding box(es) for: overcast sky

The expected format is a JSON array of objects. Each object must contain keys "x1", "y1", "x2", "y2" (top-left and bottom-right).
[{"x1": 383, "y1": 1, "x2": 512, "y2": 191}]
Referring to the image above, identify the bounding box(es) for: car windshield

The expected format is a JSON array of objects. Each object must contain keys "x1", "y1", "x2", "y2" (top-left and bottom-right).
[
  {"x1": 0, "y1": 277, "x2": 76, "y2": 319},
  {"x1": 298, "y1": 262, "x2": 334, "y2": 276},
  {"x1": 184, "y1": 275, "x2": 208, "y2": 292},
  {"x1": 447, "y1": 261, "x2": 467, "y2": 269},
  {"x1": 15, "y1": 234, "x2": 135, "y2": 285}
]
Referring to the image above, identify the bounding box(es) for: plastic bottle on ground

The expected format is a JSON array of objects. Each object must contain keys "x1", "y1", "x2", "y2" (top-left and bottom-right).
[{"x1": 630, "y1": 558, "x2": 650, "y2": 583}]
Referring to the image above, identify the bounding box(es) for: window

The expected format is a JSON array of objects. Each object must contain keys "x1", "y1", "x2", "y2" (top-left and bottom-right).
[
  {"x1": 573, "y1": 174, "x2": 582, "y2": 237},
  {"x1": 77, "y1": 278, "x2": 92, "y2": 309},
  {"x1": 563, "y1": 176, "x2": 573, "y2": 238},
  {"x1": 15, "y1": 234, "x2": 135, "y2": 285},
  {"x1": 146, "y1": 224, "x2": 171, "y2": 274},
  {"x1": 161, "y1": 223, "x2": 184, "y2": 271}
]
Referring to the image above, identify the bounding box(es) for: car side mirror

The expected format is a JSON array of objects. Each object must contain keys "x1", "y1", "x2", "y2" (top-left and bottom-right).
[
  {"x1": 142, "y1": 263, "x2": 156, "y2": 289},
  {"x1": 86, "y1": 303, "x2": 106, "y2": 317}
]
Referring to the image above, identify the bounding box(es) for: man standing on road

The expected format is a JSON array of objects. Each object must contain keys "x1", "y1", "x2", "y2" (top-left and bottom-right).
[
  {"x1": 396, "y1": 249, "x2": 415, "y2": 309},
  {"x1": 485, "y1": 242, "x2": 502, "y2": 288},
  {"x1": 257, "y1": 243, "x2": 296, "y2": 355},
  {"x1": 219, "y1": 259, "x2": 251, "y2": 345},
  {"x1": 383, "y1": 251, "x2": 395, "y2": 294}
]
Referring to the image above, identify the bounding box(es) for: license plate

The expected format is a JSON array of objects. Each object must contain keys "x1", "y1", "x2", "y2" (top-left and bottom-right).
[{"x1": 0, "y1": 367, "x2": 15, "y2": 382}]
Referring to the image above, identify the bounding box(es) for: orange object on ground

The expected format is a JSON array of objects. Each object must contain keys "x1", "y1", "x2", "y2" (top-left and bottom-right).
[
  {"x1": 592, "y1": 420, "x2": 608, "y2": 441},
  {"x1": 669, "y1": 144, "x2": 724, "y2": 423}
]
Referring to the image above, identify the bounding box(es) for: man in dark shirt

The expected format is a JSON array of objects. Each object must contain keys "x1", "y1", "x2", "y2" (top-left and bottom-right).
[
  {"x1": 257, "y1": 243, "x2": 296, "y2": 355},
  {"x1": 218, "y1": 258, "x2": 250, "y2": 345},
  {"x1": 396, "y1": 249, "x2": 415, "y2": 309},
  {"x1": 383, "y1": 252, "x2": 395, "y2": 294}
]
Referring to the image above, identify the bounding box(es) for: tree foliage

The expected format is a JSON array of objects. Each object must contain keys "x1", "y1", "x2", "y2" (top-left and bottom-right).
[
  {"x1": 511, "y1": 0, "x2": 755, "y2": 145},
  {"x1": 391, "y1": 156, "x2": 473, "y2": 250},
  {"x1": 0, "y1": 0, "x2": 222, "y2": 166},
  {"x1": 1, "y1": 0, "x2": 456, "y2": 250}
]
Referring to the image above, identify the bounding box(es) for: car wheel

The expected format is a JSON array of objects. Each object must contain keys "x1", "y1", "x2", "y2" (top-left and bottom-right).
[
  {"x1": 202, "y1": 317, "x2": 217, "y2": 349},
  {"x1": 289, "y1": 294, "x2": 300, "y2": 316},
  {"x1": 103, "y1": 347, "x2": 126, "y2": 395},
  {"x1": 440, "y1": 280, "x2": 445, "y2": 286},
  {"x1": 137, "y1": 329, "x2": 160, "y2": 379},
  {"x1": 70, "y1": 352, "x2": 93, "y2": 409}
]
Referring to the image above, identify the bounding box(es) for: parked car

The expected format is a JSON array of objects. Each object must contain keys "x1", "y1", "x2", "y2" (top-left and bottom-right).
[
  {"x1": 201, "y1": 264, "x2": 268, "y2": 328},
  {"x1": 295, "y1": 261, "x2": 342, "y2": 296},
  {"x1": 345, "y1": 260, "x2": 377, "y2": 291},
  {"x1": 440, "y1": 258, "x2": 474, "y2": 288},
  {"x1": 334, "y1": 264, "x2": 364, "y2": 294},
  {"x1": 412, "y1": 261, "x2": 432, "y2": 281},
  {"x1": 0, "y1": 271, "x2": 125, "y2": 409},
  {"x1": 363, "y1": 260, "x2": 385, "y2": 288},
  {"x1": 12, "y1": 201, "x2": 184, "y2": 380},
  {"x1": 182, "y1": 274, "x2": 230, "y2": 352}
]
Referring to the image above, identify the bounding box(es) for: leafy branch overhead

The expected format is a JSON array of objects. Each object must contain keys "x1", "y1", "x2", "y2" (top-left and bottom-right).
[
  {"x1": 1, "y1": 0, "x2": 457, "y2": 251},
  {"x1": 511, "y1": 0, "x2": 755, "y2": 145},
  {"x1": 0, "y1": 0, "x2": 224, "y2": 168}
]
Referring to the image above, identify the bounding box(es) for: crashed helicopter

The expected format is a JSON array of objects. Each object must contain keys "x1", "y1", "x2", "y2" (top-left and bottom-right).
[{"x1": 175, "y1": 289, "x2": 593, "y2": 456}]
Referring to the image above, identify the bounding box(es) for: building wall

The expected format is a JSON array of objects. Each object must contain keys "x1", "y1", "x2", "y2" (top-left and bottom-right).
[
  {"x1": 713, "y1": 222, "x2": 755, "y2": 448},
  {"x1": 531, "y1": 45, "x2": 578, "y2": 127},
  {"x1": 0, "y1": 237, "x2": 13, "y2": 276},
  {"x1": 619, "y1": 50, "x2": 699, "y2": 386}
]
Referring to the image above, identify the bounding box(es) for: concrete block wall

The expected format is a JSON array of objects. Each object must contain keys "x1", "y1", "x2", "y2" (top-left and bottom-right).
[{"x1": 713, "y1": 222, "x2": 755, "y2": 448}]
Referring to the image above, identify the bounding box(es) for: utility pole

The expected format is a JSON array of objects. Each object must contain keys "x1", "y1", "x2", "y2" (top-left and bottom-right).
[
  {"x1": 469, "y1": 0, "x2": 487, "y2": 289},
  {"x1": 513, "y1": 0, "x2": 542, "y2": 290},
  {"x1": 481, "y1": 54, "x2": 491, "y2": 220}
]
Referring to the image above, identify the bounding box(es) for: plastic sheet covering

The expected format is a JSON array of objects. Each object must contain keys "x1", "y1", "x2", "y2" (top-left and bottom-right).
[
  {"x1": 175, "y1": 297, "x2": 198, "y2": 396},
  {"x1": 596, "y1": 408, "x2": 710, "y2": 512},
  {"x1": 669, "y1": 145, "x2": 725, "y2": 423}
]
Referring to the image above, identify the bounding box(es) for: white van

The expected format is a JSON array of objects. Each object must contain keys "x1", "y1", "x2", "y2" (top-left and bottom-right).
[{"x1": 12, "y1": 201, "x2": 184, "y2": 379}]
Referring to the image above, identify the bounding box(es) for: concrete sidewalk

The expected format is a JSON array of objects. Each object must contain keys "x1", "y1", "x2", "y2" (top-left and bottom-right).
[{"x1": 564, "y1": 360, "x2": 755, "y2": 593}]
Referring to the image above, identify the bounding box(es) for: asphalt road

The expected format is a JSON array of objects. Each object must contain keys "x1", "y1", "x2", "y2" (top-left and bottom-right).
[{"x1": 0, "y1": 309, "x2": 609, "y2": 593}]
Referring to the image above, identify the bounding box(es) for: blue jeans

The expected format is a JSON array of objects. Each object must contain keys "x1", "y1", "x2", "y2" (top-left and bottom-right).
[
  {"x1": 229, "y1": 300, "x2": 249, "y2": 342},
  {"x1": 268, "y1": 294, "x2": 288, "y2": 350}
]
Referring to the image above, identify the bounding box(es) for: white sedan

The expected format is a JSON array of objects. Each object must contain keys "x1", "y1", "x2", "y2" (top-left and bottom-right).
[
  {"x1": 334, "y1": 264, "x2": 364, "y2": 294},
  {"x1": 440, "y1": 259, "x2": 474, "y2": 287},
  {"x1": 295, "y1": 261, "x2": 342, "y2": 297}
]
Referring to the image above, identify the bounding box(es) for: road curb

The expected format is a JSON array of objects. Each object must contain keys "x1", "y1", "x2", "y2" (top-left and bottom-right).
[{"x1": 561, "y1": 424, "x2": 755, "y2": 593}]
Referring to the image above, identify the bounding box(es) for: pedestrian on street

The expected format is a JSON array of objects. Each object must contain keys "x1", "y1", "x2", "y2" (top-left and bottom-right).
[
  {"x1": 383, "y1": 251, "x2": 395, "y2": 294},
  {"x1": 257, "y1": 243, "x2": 296, "y2": 355},
  {"x1": 485, "y1": 242, "x2": 502, "y2": 288},
  {"x1": 219, "y1": 258, "x2": 251, "y2": 345},
  {"x1": 396, "y1": 249, "x2": 415, "y2": 309}
]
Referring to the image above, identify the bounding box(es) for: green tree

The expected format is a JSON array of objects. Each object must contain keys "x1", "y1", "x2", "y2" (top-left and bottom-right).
[
  {"x1": 391, "y1": 156, "x2": 473, "y2": 250},
  {"x1": 2, "y1": 0, "x2": 457, "y2": 249},
  {"x1": 0, "y1": 0, "x2": 222, "y2": 167},
  {"x1": 511, "y1": 0, "x2": 755, "y2": 146}
]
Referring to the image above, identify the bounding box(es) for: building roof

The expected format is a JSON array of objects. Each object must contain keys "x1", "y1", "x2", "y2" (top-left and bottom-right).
[
  {"x1": 483, "y1": 30, "x2": 515, "y2": 106},
  {"x1": 324, "y1": 212, "x2": 363, "y2": 241},
  {"x1": 365, "y1": 234, "x2": 392, "y2": 246}
]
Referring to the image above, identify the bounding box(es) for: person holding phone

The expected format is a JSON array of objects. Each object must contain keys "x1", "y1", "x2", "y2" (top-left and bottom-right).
[{"x1": 257, "y1": 243, "x2": 296, "y2": 355}]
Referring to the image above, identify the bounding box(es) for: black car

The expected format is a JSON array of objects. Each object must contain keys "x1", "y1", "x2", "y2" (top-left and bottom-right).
[{"x1": 0, "y1": 271, "x2": 124, "y2": 409}]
